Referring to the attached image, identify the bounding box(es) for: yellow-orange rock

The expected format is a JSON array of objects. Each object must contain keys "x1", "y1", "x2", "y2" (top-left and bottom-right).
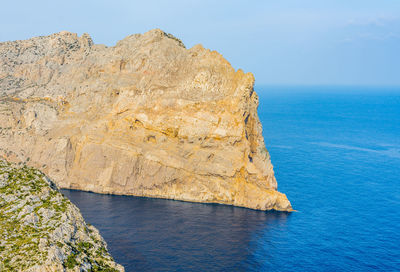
[{"x1": 0, "y1": 29, "x2": 292, "y2": 211}]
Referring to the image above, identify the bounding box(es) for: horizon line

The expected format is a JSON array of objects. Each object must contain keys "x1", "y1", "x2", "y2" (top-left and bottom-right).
[{"x1": 255, "y1": 84, "x2": 400, "y2": 88}]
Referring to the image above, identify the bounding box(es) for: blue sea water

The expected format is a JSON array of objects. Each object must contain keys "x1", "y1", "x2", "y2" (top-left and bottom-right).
[{"x1": 62, "y1": 86, "x2": 400, "y2": 271}]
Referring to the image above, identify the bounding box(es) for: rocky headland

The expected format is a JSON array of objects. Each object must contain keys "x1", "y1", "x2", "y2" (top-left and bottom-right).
[
  {"x1": 0, "y1": 29, "x2": 292, "y2": 211},
  {"x1": 0, "y1": 159, "x2": 124, "y2": 271}
]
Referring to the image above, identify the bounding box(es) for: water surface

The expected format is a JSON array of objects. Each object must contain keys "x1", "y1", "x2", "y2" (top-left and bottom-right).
[{"x1": 62, "y1": 86, "x2": 400, "y2": 271}]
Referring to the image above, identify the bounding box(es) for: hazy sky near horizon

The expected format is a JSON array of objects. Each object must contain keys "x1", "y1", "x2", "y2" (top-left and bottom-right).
[{"x1": 1, "y1": 0, "x2": 399, "y2": 86}]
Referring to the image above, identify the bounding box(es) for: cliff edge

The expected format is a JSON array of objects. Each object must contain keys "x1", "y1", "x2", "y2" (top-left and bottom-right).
[
  {"x1": 0, "y1": 159, "x2": 124, "y2": 271},
  {"x1": 0, "y1": 30, "x2": 292, "y2": 211}
]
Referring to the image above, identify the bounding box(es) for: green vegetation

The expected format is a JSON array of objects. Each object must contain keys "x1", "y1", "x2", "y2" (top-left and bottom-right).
[
  {"x1": 64, "y1": 254, "x2": 79, "y2": 269},
  {"x1": 164, "y1": 32, "x2": 186, "y2": 48},
  {"x1": 259, "y1": 146, "x2": 269, "y2": 157},
  {"x1": 0, "y1": 159, "x2": 122, "y2": 271}
]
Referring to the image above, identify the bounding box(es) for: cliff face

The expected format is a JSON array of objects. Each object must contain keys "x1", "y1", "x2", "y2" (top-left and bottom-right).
[
  {"x1": 0, "y1": 159, "x2": 124, "y2": 271},
  {"x1": 0, "y1": 30, "x2": 292, "y2": 211}
]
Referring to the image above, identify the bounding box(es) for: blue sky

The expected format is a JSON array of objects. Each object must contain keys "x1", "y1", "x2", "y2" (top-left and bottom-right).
[{"x1": 1, "y1": 0, "x2": 399, "y2": 86}]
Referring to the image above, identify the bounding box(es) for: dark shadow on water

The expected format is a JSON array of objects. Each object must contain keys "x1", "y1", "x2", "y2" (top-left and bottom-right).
[{"x1": 61, "y1": 189, "x2": 290, "y2": 272}]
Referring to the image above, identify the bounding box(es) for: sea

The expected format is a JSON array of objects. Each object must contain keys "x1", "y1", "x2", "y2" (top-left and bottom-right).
[{"x1": 62, "y1": 86, "x2": 400, "y2": 271}]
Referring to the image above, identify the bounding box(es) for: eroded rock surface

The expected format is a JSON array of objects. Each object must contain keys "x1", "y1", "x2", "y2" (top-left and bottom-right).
[
  {"x1": 0, "y1": 159, "x2": 124, "y2": 271},
  {"x1": 0, "y1": 29, "x2": 292, "y2": 211}
]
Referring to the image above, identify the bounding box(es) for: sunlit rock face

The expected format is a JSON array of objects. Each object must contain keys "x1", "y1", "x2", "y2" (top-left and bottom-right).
[{"x1": 0, "y1": 29, "x2": 292, "y2": 211}]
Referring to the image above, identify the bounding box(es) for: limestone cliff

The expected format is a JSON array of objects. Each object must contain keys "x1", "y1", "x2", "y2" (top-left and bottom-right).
[
  {"x1": 0, "y1": 159, "x2": 124, "y2": 271},
  {"x1": 0, "y1": 29, "x2": 292, "y2": 211}
]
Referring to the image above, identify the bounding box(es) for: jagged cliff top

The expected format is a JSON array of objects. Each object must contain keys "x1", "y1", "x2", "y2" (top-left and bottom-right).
[{"x1": 0, "y1": 29, "x2": 254, "y2": 101}]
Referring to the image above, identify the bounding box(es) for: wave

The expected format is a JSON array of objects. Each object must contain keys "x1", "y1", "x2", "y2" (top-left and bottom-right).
[{"x1": 312, "y1": 142, "x2": 400, "y2": 159}]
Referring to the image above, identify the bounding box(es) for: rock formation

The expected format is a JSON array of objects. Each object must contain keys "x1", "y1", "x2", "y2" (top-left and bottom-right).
[
  {"x1": 0, "y1": 29, "x2": 292, "y2": 211},
  {"x1": 0, "y1": 159, "x2": 124, "y2": 271}
]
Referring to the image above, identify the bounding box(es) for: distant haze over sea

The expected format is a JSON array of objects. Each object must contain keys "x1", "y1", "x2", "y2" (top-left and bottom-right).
[{"x1": 1, "y1": 0, "x2": 399, "y2": 86}]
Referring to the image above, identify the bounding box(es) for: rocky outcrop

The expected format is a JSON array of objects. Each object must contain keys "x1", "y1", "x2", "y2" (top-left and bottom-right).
[
  {"x1": 0, "y1": 30, "x2": 292, "y2": 211},
  {"x1": 0, "y1": 159, "x2": 124, "y2": 271}
]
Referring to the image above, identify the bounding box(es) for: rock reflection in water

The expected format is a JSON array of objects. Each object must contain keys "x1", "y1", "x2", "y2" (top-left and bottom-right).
[{"x1": 61, "y1": 189, "x2": 289, "y2": 271}]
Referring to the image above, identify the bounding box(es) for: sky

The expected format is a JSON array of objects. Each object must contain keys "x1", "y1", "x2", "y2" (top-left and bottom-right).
[{"x1": 1, "y1": 0, "x2": 399, "y2": 86}]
